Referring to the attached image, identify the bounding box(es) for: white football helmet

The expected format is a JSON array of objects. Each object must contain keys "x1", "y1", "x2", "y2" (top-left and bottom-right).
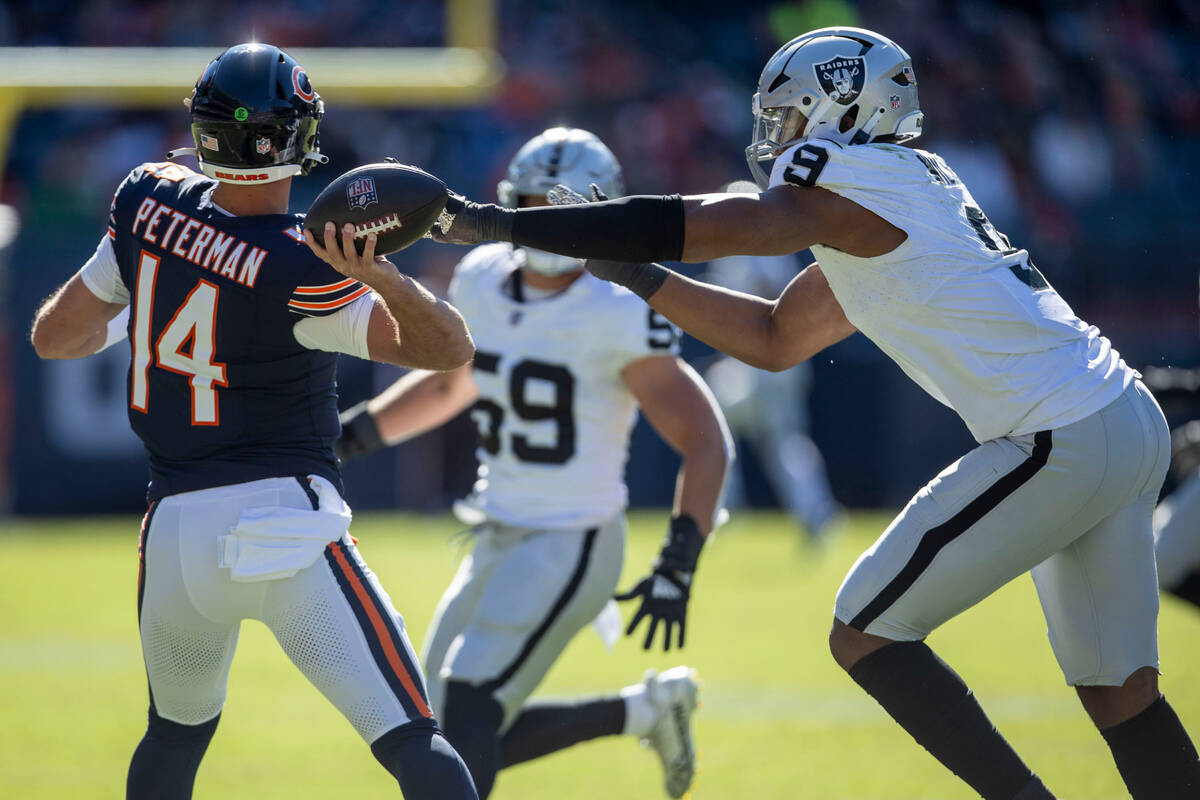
[
  {"x1": 498, "y1": 127, "x2": 624, "y2": 275},
  {"x1": 746, "y1": 27, "x2": 923, "y2": 188}
]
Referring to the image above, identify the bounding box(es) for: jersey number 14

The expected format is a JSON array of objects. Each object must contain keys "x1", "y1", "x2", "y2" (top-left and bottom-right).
[{"x1": 130, "y1": 250, "x2": 228, "y2": 425}]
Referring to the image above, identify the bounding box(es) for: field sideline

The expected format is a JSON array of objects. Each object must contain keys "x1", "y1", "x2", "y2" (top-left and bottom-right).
[{"x1": 2, "y1": 510, "x2": 1196, "y2": 799}]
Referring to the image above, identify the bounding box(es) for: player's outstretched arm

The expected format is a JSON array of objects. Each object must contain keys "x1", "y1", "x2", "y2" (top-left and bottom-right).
[
  {"x1": 306, "y1": 222, "x2": 474, "y2": 370},
  {"x1": 30, "y1": 272, "x2": 127, "y2": 360},
  {"x1": 336, "y1": 365, "x2": 478, "y2": 461},
  {"x1": 432, "y1": 182, "x2": 901, "y2": 263},
  {"x1": 624, "y1": 262, "x2": 856, "y2": 372},
  {"x1": 615, "y1": 355, "x2": 732, "y2": 651}
]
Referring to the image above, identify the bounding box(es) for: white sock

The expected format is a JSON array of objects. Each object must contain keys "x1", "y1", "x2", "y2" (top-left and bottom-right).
[{"x1": 620, "y1": 681, "x2": 657, "y2": 738}]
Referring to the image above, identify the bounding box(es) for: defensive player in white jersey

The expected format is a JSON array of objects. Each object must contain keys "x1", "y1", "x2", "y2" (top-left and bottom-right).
[
  {"x1": 336, "y1": 128, "x2": 730, "y2": 799},
  {"x1": 430, "y1": 27, "x2": 1200, "y2": 800},
  {"x1": 702, "y1": 196, "x2": 842, "y2": 541}
]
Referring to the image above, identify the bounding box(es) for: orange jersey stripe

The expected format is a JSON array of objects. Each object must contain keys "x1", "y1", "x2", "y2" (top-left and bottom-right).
[
  {"x1": 328, "y1": 543, "x2": 433, "y2": 718},
  {"x1": 293, "y1": 277, "x2": 359, "y2": 295},
  {"x1": 288, "y1": 284, "x2": 371, "y2": 311}
]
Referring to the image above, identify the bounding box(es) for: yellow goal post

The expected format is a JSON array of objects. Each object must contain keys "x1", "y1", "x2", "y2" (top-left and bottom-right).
[{"x1": 0, "y1": 0, "x2": 503, "y2": 185}]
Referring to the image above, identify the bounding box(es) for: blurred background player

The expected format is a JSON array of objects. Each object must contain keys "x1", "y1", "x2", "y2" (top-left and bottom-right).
[
  {"x1": 1143, "y1": 360, "x2": 1200, "y2": 611},
  {"x1": 336, "y1": 127, "x2": 731, "y2": 799},
  {"x1": 29, "y1": 43, "x2": 478, "y2": 800},
  {"x1": 702, "y1": 185, "x2": 842, "y2": 542}
]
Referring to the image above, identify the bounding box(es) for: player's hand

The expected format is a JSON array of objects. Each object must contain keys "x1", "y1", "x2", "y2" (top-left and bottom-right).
[
  {"x1": 545, "y1": 182, "x2": 608, "y2": 206},
  {"x1": 304, "y1": 221, "x2": 394, "y2": 286},
  {"x1": 334, "y1": 401, "x2": 386, "y2": 462},
  {"x1": 614, "y1": 515, "x2": 705, "y2": 651},
  {"x1": 429, "y1": 193, "x2": 514, "y2": 245}
]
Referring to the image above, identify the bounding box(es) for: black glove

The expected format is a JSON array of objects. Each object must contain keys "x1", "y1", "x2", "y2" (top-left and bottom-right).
[
  {"x1": 429, "y1": 193, "x2": 515, "y2": 245},
  {"x1": 334, "y1": 401, "x2": 386, "y2": 462},
  {"x1": 614, "y1": 514, "x2": 705, "y2": 651}
]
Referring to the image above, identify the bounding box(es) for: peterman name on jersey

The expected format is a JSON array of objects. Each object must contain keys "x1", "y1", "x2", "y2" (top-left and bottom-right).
[
  {"x1": 100, "y1": 162, "x2": 368, "y2": 500},
  {"x1": 768, "y1": 140, "x2": 1135, "y2": 443},
  {"x1": 449, "y1": 244, "x2": 680, "y2": 529}
]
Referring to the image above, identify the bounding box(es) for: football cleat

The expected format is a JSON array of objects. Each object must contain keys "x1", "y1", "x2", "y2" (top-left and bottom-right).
[{"x1": 641, "y1": 665, "x2": 700, "y2": 798}]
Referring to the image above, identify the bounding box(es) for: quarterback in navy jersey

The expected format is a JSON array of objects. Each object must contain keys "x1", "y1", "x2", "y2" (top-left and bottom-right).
[{"x1": 31, "y1": 44, "x2": 478, "y2": 800}]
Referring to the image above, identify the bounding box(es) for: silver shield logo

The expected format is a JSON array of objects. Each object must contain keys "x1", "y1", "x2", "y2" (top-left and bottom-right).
[{"x1": 814, "y1": 56, "x2": 866, "y2": 105}]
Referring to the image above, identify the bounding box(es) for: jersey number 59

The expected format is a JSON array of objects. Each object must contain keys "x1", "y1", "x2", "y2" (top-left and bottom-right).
[
  {"x1": 471, "y1": 352, "x2": 575, "y2": 465},
  {"x1": 130, "y1": 250, "x2": 228, "y2": 425}
]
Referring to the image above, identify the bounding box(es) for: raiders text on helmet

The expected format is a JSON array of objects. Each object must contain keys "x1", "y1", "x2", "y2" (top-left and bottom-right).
[
  {"x1": 168, "y1": 43, "x2": 328, "y2": 184},
  {"x1": 746, "y1": 27, "x2": 923, "y2": 188},
  {"x1": 498, "y1": 127, "x2": 624, "y2": 276}
]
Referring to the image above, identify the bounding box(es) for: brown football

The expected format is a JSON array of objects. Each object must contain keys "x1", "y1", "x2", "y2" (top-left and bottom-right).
[{"x1": 305, "y1": 162, "x2": 448, "y2": 255}]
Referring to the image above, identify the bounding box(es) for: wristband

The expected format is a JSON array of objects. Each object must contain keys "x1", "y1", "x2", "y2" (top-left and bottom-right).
[
  {"x1": 335, "y1": 401, "x2": 385, "y2": 461},
  {"x1": 585, "y1": 260, "x2": 671, "y2": 301},
  {"x1": 656, "y1": 514, "x2": 705, "y2": 574}
]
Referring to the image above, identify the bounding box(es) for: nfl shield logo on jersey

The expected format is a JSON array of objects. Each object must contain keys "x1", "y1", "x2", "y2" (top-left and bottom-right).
[
  {"x1": 814, "y1": 56, "x2": 866, "y2": 104},
  {"x1": 347, "y1": 177, "x2": 378, "y2": 210}
]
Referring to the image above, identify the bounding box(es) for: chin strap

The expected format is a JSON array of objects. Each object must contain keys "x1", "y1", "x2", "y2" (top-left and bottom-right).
[{"x1": 166, "y1": 147, "x2": 198, "y2": 160}]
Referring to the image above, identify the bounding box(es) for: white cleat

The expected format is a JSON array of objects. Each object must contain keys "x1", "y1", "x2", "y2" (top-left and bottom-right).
[{"x1": 641, "y1": 665, "x2": 700, "y2": 798}]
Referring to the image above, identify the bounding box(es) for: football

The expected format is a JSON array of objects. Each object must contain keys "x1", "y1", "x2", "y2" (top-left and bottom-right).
[{"x1": 304, "y1": 162, "x2": 448, "y2": 256}]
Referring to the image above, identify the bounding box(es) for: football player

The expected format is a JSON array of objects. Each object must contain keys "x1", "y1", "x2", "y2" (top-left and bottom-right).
[
  {"x1": 31, "y1": 44, "x2": 478, "y2": 800},
  {"x1": 336, "y1": 127, "x2": 731, "y2": 799},
  {"x1": 429, "y1": 27, "x2": 1200, "y2": 800}
]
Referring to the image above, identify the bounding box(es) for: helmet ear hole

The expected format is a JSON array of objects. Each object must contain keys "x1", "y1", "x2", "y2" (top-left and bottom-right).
[{"x1": 838, "y1": 105, "x2": 859, "y2": 133}]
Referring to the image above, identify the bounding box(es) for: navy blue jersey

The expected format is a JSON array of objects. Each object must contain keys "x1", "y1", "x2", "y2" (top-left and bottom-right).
[{"x1": 108, "y1": 162, "x2": 369, "y2": 501}]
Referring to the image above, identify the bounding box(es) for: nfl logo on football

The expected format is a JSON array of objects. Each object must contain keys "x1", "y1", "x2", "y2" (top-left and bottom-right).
[{"x1": 347, "y1": 177, "x2": 378, "y2": 210}]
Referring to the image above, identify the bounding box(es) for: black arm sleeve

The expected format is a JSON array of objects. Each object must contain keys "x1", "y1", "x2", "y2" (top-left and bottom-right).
[{"x1": 510, "y1": 194, "x2": 686, "y2": 263}]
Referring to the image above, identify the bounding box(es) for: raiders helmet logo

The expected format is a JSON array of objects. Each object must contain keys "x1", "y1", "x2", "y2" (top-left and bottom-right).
[{"x1": 814, "y1": 56, "x2": 866, "y2": 105}]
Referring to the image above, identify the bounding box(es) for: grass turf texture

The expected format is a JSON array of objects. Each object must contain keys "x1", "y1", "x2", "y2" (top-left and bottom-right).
[{"x1": 2, "y1": 510, "x2": 1197, "y2": 799}]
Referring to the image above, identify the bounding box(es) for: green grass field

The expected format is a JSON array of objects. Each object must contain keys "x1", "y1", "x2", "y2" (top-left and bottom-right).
[{"x1": 2, "y1": 510, "x2": 1197, "y2": 799}]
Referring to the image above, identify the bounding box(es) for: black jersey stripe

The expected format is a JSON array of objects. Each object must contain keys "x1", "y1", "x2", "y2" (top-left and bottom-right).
[
  {"x1": 136, "y1": 500, "x2": 160, "y2": 623},
  {"x1": 849, "y1": 430, "x2": 1053, "y2": 632},
  {"x1": 325, "y1": 541, "x2": 432, "y2": 720},
  {"x1": 484, "y1": 528, "x2": 598, "y2": 693},
  {"x1": 136, "y1": 500, "x2": 160, "y2": 711}
]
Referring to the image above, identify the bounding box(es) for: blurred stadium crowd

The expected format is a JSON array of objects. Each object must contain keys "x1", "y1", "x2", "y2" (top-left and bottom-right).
[{"x1": 2, "y1": 0, "x2": 1198, "y2": 513}]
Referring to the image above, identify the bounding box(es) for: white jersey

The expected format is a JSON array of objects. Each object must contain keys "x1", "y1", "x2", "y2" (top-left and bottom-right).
[
  {"x1": 448, "y1": 243, "x2": 681, "y2": 528},
  {"x1": 769, "y1": 139, "x2": 1135, "y2": 443}
]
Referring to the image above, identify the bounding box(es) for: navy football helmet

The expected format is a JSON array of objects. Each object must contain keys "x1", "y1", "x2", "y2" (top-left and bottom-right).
[{"x1": 168, "y1": 43, "x2": 327, "y2": 184}]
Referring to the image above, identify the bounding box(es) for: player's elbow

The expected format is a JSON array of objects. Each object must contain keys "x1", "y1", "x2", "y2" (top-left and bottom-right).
[
  {"x1": 30, "y1": 317, "x2": 73, "y2": 359},
  {"x1": 747, "y1": 343, "x2": 805, "y2": 373},
  {"x1": 422, "y1": 332, "x2": 475, "y2": 372}
]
